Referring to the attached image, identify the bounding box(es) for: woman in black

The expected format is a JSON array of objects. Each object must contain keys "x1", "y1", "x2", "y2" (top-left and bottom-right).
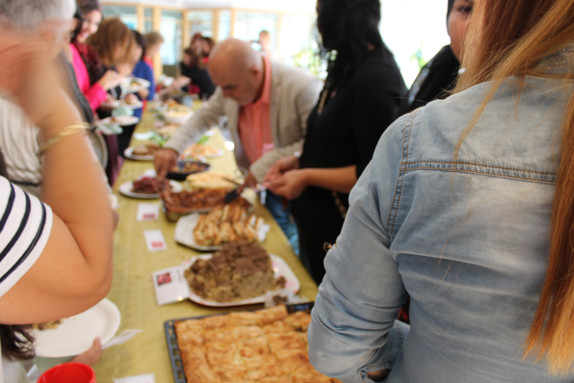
[
  {"x1": 264, "y1": 0, "x2": 406, "y2": 284},
  {"x1": 399, "y1": 0, "x2": 472, "y2": 115}
]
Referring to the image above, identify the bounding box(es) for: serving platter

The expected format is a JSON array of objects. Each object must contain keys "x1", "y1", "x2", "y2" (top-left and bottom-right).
[
  {"x1": 182, "y1": 254, "x2": 300, "y2": 307},
  {"x1": 119, "y1": 179, "x2": 182, "y2": 199},
  {"x1": 163, "y1": 302, "x2": 314, "y2": 383},
  {"x1": 174, "y1": 213, "x2": 269, "y2": 251}
]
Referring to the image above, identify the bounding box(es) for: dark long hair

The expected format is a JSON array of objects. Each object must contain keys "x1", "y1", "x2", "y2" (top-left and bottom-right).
[
  {"x1": 0, "y1": 325, "x2": 35, "y2": 361},
  {"x1": 317, "y1": 0, "x2": 384, "y2": 88}
]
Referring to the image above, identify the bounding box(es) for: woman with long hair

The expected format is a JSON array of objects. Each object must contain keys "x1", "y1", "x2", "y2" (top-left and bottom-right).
[
  {"x1": 308, "y1": 0, "x2": 574, "y2": 381},
  {"x1": 264, "y1": 0, "x2": 407, "y2": 283},
  {"x1": 83, "y1": 17, "x2": 134, "y2": 184}
]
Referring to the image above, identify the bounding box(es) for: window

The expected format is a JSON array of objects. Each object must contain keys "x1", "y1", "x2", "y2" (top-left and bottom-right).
[
  {"x1": 380, "y1": 0, "x2": 450, "y2": 85},
  {"x1": 234, "y1": 11, "x2": 278, "y2": 48},
  {"x1": 160, "y1": 9, "x2": 183, "y2": 66},
  {"x1": 187, "y1": 11, "x2": 213, "y2": 39},
  {"x1": 101, "y1": 5, "x2": 137, "y2": 30},
  {"x1": 143, "y1": 8, "x2": 153, "y2": 33},
  {"x1": 279, "y1": 13, "x2": 316, "y2": 66},
  {"x1": 217, "y1": 10, "x2": 232, "y2": 41}
]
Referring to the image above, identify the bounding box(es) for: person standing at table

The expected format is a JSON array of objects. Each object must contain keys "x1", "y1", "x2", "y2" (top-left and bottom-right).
[
  {"x1": 143, "y1": 31, "x2": 164, "y2": 70},
  {"x1": 263, "y1": 0, "x2": 407, "y2": 283},
  {"x1": 308, "y1": 0, "x2": 574, "y2": 381},
  {"x1": 70, "y1": 0, "x2": 123, "y2": 114},
  {"x1": 154, "y1": 38, "x2": 322, "y2": 254}
]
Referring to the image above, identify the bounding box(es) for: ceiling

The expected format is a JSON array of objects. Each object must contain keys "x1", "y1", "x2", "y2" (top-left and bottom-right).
[{"x1": 101, "y1": 0, "x2": 316, "y2": 13}]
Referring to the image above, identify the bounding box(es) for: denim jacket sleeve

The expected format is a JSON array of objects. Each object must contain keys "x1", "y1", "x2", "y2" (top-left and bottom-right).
[{"x1": 308, "y1": 113, "x2": 413, "y2": 382}]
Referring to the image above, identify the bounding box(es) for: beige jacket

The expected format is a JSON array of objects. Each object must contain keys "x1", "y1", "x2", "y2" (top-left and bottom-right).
[{"x1": 164, "y1": 61, "x2": 322, "y2": 182}]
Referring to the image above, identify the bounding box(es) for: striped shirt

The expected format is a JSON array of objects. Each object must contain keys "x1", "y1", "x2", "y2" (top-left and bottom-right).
[{"x1": 0, "y1": 176, "x2": 52, "y2": 297}]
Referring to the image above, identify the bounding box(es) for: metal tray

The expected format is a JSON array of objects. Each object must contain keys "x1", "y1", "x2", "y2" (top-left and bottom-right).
[{"x1": 163, "y1": 302, "x2": 314, "y2": 383}]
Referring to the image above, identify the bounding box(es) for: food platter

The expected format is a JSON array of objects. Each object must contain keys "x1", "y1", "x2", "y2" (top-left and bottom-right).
[
  {"x1": 174, "y1": 212, "x2": 269, "y2": 251},
  {"x1": 124, "y1": 146, "x2": 154, "y2": 161},
  {"x1": 122, "y1": 76, "x2": 151, "y2": 93},
  {"x1": 164, "y1": 303, "x2": 314, "y2": 383},
  {"x1": 183, "y1": 254, "x2": 300, "y2": 307},
  {"x1": 119, "y1": 179, "x2": 182, "y2": 199},
  {"x1": 166, "y1": 160, "x2": 210, "y2": 181},
  {"x1": 100, "y1": 115, "x2": 140, "y2": 127},
  {"x1": 32, "y1": 298, "x2": 121, "y2": 358},
  {"x1": 101, "y1": 98, "x2": 143, "y2": 109}
]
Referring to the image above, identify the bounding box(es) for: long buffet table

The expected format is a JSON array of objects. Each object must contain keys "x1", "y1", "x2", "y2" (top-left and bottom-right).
[{"x1": 92, "y1": 107, "x2": 318, "y2": 382}]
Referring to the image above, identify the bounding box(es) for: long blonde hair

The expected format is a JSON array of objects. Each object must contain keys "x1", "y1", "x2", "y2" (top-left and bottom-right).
[{"x1": 455, "y1": 0, "x2": 574, "y2": 374}]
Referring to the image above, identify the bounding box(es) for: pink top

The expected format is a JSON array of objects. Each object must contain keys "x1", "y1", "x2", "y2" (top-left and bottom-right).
[
  {"x1": 69, "y1": 43, "x2": 107, "y2": 113},
  {"x1": 238, "y1": 56, "x2": 275, "y2": 164}
]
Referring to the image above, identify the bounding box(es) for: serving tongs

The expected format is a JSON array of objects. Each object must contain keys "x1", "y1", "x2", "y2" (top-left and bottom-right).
[{"x1": 223, "y1": 180, "x2": 247, "y2": 204}]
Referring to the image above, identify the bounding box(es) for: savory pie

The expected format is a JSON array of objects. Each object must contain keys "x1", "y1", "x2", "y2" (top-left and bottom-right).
[
  {"x1": 184, "y1": 242, "x2": 284, "y2": 302},
  {"x1": 174, "y1": 305, "x2": 340, "y2": 383}
]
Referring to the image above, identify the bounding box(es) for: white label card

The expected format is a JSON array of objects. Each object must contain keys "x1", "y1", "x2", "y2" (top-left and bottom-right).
[
  {"x1": 152, "y1": 266, "x2": 190, "y2": 306},
  {"x1": 137, "y1": 203, "x2": 159, "y2": 221},
  {"x1": 143, "y1": 230, "x2": 166, "y2": 251},
  {"x1": 114, "y1": 373, "x2": 155, "y2": 383}
]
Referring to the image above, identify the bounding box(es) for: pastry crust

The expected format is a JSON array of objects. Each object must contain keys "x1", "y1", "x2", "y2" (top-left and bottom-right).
[{"x1": 174, "y1": 305, "x2": 340, "y2": 383}]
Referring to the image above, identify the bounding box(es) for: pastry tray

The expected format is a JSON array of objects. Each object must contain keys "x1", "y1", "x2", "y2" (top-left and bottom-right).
[{"x1": 163, "y1": 302, "x2": 314, "y2": 383}]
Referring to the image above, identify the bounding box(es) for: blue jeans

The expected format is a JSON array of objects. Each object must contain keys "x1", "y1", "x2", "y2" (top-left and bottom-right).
[{"x1": 263, "y1": 191, "x2": 299, "y2": 256}]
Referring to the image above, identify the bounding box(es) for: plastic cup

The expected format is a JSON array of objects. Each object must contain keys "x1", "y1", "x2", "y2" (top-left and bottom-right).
[{"x1": 37, "y1": 362, "x2": 96, "y2": 383}]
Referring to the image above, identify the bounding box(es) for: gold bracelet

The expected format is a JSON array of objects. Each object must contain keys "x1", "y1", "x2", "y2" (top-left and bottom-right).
[{"x1": 39, "y1": 123, "x2": 89, "y2": 155}]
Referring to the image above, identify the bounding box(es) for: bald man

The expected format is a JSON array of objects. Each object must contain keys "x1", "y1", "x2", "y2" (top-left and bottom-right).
[{"x1": 154, "y1": 38, "x2": 321, "y2": 252}]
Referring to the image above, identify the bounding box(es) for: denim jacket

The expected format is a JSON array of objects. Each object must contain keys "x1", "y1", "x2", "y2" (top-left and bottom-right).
[{"x1": 308, "y1": 48, "x2": 574, "y2": 382}]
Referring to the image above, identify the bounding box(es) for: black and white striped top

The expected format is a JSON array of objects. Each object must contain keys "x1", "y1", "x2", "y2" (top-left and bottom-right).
[{"x1": 0, "y1": 176, "x2": 52, "y2": 297}]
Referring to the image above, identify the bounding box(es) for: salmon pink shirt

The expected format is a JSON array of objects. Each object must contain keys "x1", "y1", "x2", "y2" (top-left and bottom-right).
[{"x1": 238, "y1": 56, "x2": 275, "y2": 164}]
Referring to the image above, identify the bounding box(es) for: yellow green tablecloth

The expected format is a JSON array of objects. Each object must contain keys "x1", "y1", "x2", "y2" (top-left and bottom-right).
[{"x1": 93, "y1": 112, "x2": 318, "y2": 382}]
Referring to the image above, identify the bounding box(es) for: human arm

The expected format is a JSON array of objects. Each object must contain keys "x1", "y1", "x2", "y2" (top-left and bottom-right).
[
  {"x1": 154, "y1": 87, "x2": 226, "y2": 178},
  {"x1": 264, "y1": 165, "x2": 357, "y2": 200},
  {"x1": 307, "y1": 126, "x2": 408, "y2": 382},
  {"x1": 71, "y1": 338, "x2": 102, "y2": 365},
  {"x1": 0, "y1": 26, "x2": 114, "y2": 324}
]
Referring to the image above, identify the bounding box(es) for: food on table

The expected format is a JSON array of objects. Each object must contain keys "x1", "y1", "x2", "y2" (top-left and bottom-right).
[
  {"x1": 131, "y1": 142, "x2": 162, "y2": 156},
  {"x1": 131, "y1": 176, "x2": 170, "y2": 194},
  {"x1": 155, "y1": 123, "x2": 179, "y2": 138},
  {"x1": 33, "y1": 319, "x2": 63, "y2": 331},
  {"x1": 185, "y1": 242, "x2": 285, "y2": 302},
  {"x1": 182, "y1": 143, "x2": 221, "y2": 157},
  {"x1": 193, "y1": 204, "x2": 264, "y2": 247},
  {"x1": 174, "y1": 304, "x2": 340, "y2": 383},
  {"x1": 161, "y1": 187, "x2": 249, "y2": 213},
  {"x1": 169, "y1": 160, "x2": 209, "y2": 174},
  {"x1": 184, "y1": 172, "x2": 240, "y2": 189}
]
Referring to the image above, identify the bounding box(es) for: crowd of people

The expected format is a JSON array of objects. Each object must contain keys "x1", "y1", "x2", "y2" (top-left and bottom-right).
[{"x1": 0, "y1": 0, "x2": 573, "y2": 381}]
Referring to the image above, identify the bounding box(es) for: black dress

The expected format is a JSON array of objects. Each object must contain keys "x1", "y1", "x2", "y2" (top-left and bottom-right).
[
  {"x1": 293, "y1": 46, "x2": 407, "y2": 284},
  {"x1": 180, "y1": 61, "x2": 216, "y2": 100},
  {"x1": 399, "y1": 45, "x2": 460, "y2": 115}
]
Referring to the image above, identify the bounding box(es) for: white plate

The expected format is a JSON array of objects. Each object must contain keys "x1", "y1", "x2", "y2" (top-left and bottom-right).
[
  {"x1": 101, "y1": 99, "x2": 143, "y2": 109},
  {"x1": 100, "y1": 116, "x2": 140, "y2": 127},
  {"x1": 119, "y1": 179, "x2": 182, "y2": 199},
  {"x1": 32, "y1": 298, "x2": 121, "y2": 357},
  {"x1": 174, "y1": 212, "x2": 270, "y2": 251},
  {"x1": 185, "y1": 254, "x2": 300, "y2": 307},
  {"x1": 122, "y1": 77, "x2": 151, "y2": 93},
  {"x1": 124, "y1": 146, "x2": 154, "y2": 161}
]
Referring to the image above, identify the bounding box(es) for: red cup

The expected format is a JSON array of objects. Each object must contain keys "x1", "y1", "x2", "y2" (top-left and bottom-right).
[{"x1": 37, "y1": 362, "x2": 96, "y2": 383}]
